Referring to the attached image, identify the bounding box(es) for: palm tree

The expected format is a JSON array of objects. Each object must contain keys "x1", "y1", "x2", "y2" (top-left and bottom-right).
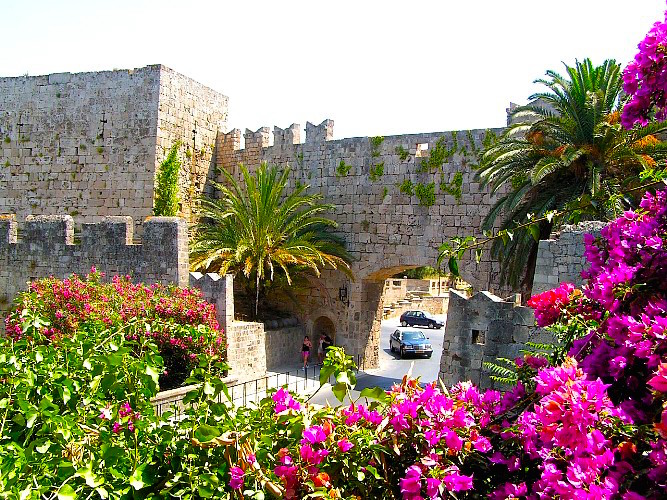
[
  {"x1": 477, "y1": 58, "x2": 667, "y2": 295},
  {"x1": 190, "y1": 163, "x2": 353, "y2": 317}
]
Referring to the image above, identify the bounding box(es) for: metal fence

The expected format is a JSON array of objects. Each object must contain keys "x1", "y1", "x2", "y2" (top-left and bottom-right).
[{"x1": 152, "y1": 354, "x2": 366, "y2": 416}]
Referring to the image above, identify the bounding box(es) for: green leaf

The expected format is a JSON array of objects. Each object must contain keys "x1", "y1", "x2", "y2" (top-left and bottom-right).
[
  {"x1": 57, "y1": 484, "x2": 77, "y2": 500},
  {"x1": 203, "y1": 381, "x2": 215, "y2": 396},
  {"x1": 145, "y1": 364, "x2": 160, "y2": 385},
  {"x1": 129, "y1": 463, "x2": 153, "y2": 490},
  {"x1": 448, "y1": 256, "x2": 459, "y2": 276},
  {"x1": 194, "y1": 424, "x2": 220, "y2": 443},
  {"x1": 332, "y1": 382, "x2": 347, "y2": 402},
  {"x1": 35, "y1": 440, "x2": 51, "y2": 453},
  {"x1": 336, "y1": 372, "x2": 351, "y2": 387},
  {"x1": 359, "y1": 387, "x2": 388, "y2": 403},
  {"x1": 357, "y1": 470, "x2": 366, "y2": 481},
  {"x1": 365, "y1": 465, "x2": 382, "y2": 479},
  {"x1": 528, "y1": 223, "x2": 540, "y2": 242},
  {"x1": 26, "y1": 410, "x2": 38, "y2": 428},
  {"x1": 77, "y1": 462, "x2": 104, "y2": 488},
  {"x1": 319, "y1": 365, "x2": 335, "y2": 385}
]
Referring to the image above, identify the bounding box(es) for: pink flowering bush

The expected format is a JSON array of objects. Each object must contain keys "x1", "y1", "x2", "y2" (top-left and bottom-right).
[
  {"x1": 204, "y1": 189, "x2": 667, "y2": 499},
  {"x1": 2, "y1": 183, "x2": 667, "y2": 500},
  {"x1": 4, "y1": 269, "x2": 225, "y2": 388},
  {"x1": 622, "y1": 8, "x2": 667, "y2": 128}
]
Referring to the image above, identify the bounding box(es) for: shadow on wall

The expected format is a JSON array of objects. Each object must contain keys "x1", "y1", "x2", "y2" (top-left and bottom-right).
[{"x1": 313, "y1": 315, "x2": 336, "y2": 346}]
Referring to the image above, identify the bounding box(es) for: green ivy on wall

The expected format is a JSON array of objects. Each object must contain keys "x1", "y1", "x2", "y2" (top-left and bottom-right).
[
  {"x1": 369, "y1": 162, "x2": 384, "y2": 182},
  {"x1": 395, "y1": 145, "x2": 410, "y2": 161},
  {"x1": 399, "y1": 179, "x2": 414, "y2": 195},
  {"x1": 369, "y1": 136, "x2": 385, "y2": 181},
  {"x1": 440, "y1": 172, "x2": 463, "y2": 202},
  {"x1": 336, "y1": 160, "x2": 352, "y2": 177},
  {"x1": 415, "y1": 182, "x2": 436, "y2": 207}
]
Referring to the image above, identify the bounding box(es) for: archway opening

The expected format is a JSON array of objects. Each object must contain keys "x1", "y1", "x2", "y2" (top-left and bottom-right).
[{"x1": 313, "y1": 315, "x2": 336, "y2": 345}]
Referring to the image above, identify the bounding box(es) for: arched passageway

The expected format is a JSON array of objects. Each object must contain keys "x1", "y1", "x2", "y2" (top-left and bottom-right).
[{"x1": 313, "y1": 315, "x2": 336, "y2": 344}]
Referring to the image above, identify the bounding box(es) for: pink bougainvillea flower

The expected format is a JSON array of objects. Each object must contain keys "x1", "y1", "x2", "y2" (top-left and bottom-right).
[
  {"x1": 399, "y1": 465, "x2": 422, "y2": 498},
  {"x1": 272, "y1": 387, "x2": 301, "y2": 414},
  {"x1": 301, "y1": 425, "x2": 327, "y2": 445},
  {"x1": 425, "y1": 477, "x2": 441, "y2": 499},
  {"x1": 336, "y1": 438, "x2": 353, "y2": 452},
  {"x1": 527, "y1": 282, "x2": 575, "y2": 327},
  {"x1": 229, "y1": 466, "x2": 244, "y2": 490},
  {"x1": 442, "y1": 467, "x2": 473, "y2": 492},
  {"x1": 648, "y1": 363, "x2": 667, "y2": 392}
]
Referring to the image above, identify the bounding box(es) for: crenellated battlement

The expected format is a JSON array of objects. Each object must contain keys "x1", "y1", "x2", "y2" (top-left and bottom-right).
[
  {"x1": 273, "y1": 123, "x2": 301, "y2": 149},
  {"x1": 244, "y1": 127, "x2": 271, "y2": 151},
  {"x1": 0, "y1": 215, "x2": 189, "y2": 312},
  {"x1": 189, "y1": 272, "x2": 234, "y2": 331},
  {"x1": 305, "y1": 119, "x2": 334, "y2": 143}
]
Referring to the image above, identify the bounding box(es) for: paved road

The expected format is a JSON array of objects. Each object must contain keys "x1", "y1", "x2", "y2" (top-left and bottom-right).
[{"x1": 309, "y1": 314, "x2": 446, "y2": 406}]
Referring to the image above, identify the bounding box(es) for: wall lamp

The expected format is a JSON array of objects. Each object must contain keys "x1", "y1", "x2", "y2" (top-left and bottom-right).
[{"x1": 339, "y1": 284, "x2": 349, "y2": 306}]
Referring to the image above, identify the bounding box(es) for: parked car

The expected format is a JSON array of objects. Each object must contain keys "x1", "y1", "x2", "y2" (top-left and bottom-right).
[
  {"x1": 390, "y1": 329, "x2": 433, "y2": 358},
  {"x1": 399, "y1": 310, "x2": 444, "y2": 329}
]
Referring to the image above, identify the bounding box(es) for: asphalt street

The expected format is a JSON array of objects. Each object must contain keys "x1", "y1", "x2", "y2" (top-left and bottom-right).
[{"x1": 309, "y1": 314, "x2": 446, "y2": 406}]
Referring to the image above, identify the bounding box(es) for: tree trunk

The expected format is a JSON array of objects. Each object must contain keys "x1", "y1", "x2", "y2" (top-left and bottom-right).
[{"x1": 255, "y1": 271, "x2": 260, "y2": 319}]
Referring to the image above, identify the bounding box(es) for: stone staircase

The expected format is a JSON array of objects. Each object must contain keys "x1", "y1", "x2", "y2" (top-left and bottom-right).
[{"x1": 382, "y1": 288, "x2": 430, "y2": 319}]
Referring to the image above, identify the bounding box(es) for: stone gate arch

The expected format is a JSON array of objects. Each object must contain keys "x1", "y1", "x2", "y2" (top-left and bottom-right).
[{"x1": 312, "y1": 315, "x2": 336, "y2": 342}]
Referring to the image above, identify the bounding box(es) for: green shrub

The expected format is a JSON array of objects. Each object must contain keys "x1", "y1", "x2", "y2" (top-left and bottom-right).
[
  {"x1": 5, "y1": 269, "x2": 225, "y2": 389},
  {"x1": 154, "y1": 142, "x2": 181, "y2": 216},
  {"x1": 336, "y1": 160, "x2": 352, "y2": 177}
]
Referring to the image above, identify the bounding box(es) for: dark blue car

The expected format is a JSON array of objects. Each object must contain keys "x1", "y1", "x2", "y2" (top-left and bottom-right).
[
  {"x1": 399, "y1": 310, "x2": 444, "y2": 329},
  {"x1": 390, "y1": 329, "x2": 433, "y2": 358}
]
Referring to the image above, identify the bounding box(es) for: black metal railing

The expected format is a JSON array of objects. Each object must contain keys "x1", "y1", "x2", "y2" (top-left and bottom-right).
[{"x1": 153, "y1": 353, "x2": 368, "y2": 415}]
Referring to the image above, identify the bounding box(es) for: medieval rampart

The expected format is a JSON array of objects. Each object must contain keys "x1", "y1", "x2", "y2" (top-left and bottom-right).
[
  {"x1": 0, "y1": 214, "x2": 189, "y2": 310},
  {"x1": 439, "y1": 290, "x2": 550, "y2": 389},
  {"x1": 533, "y1": 221, "x2": 605, "y2": 295},
  {"x1": 0, "y1": 65, "x2": 228, "y2": 231},
  {"x1": 216, "y1": 120, "x2": 508, "y2": 366}
]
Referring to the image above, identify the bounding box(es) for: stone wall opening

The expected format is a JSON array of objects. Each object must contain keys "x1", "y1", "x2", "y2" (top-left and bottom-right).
[{"x1": 313, "y1": 316, "x2": 336, "y2": 344}]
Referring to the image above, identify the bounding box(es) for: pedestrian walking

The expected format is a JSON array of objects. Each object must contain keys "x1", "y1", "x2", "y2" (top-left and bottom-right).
[
  {"x1": 301, "y1": 335, "x2": 312, "y2": 369},
  {"x1": 317, "y1": 335, "x2": 325, "y2": 364}
]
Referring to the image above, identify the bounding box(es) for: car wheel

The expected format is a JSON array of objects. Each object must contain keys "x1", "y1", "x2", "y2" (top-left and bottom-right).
[
  {"x1": 401, "y1": 321, "x2": 407, "y2": 327},
  {"x1": 428, "y1": 322, "x2": 434, "y2": 329},
  {"x1": 400, "y1": 347, "x2": 405, "y2": 359}
]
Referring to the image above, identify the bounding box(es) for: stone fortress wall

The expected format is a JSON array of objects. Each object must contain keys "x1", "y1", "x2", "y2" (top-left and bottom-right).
[
  {"x1": 0, "y1": 214, "x2": 189, "y2": 310},
  {"x1": 439, "y1": 224, "x2": 600, "y2": 386},
  {"x1": 532, "y1": 221, "x2": 605, "y2": 295},
  {"x1": 0, "y1": 64, "x2": 600, "y2": 382},
  {"x1": 438, "y1": 289, "x2": 552, "y2": 389},
  {"x1": 0, "y1": 65, "x2": 227, "y2": 232},
  {"x1": 215, "y1": 120, "x2": 509, "y2": 367}
]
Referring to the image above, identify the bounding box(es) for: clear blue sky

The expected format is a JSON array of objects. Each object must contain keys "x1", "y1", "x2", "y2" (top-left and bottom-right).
[{"x1": 2, "y1": 0, "x2": 665, "y2": 139}]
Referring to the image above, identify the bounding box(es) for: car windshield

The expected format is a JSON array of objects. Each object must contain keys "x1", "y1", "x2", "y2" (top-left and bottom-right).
[
  {"x1": 403, "y1": 331, "x2": 426, "y2": 341},
  {"x1": 423, "y1": 312, "x2": 436, "y2": 319}
]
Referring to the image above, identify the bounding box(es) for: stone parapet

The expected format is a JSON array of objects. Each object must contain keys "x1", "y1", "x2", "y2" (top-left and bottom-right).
[
  {"x1": 0, "y1": 214, "x2": 189, "y2": 314},
  {"x1": 438, "y1": 289, "x2": 550, "y2": 389},
  {"x1": 533, "y1": 221, "x2": 605, "y2": 295}
]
